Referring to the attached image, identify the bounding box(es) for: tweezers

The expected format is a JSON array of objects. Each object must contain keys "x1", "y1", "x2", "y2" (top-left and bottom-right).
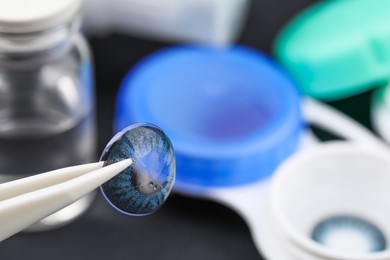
[{"x1": 0, "y1": 159, "x2": 133, "y2": 242}]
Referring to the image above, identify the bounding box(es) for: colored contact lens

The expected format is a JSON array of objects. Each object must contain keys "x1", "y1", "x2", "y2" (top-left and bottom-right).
[
  {"x1": 100, "y1": 123, "x2": 176, "y2": 216},
  {"x1": 311, "y1": 215, "x2": 387, "y2": 253}
]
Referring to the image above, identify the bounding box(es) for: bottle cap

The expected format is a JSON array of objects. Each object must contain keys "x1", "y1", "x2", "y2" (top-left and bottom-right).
[
  {"x1": 0, "y1": 0, "x2": 82, "y2": 33},
  {"x1": 275, "y1": 0, "x2": 390, "y2": 100},
  {"x1": 116, "y1": 46, "x2": 304, "y2": 187}
]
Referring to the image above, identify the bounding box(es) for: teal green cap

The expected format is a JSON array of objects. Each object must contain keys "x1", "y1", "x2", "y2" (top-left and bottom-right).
[{"x1": 274, "y1": 0, "x2": 390, "y2": 100}]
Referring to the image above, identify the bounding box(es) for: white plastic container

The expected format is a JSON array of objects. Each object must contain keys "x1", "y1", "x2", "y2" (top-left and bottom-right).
[{"x1": 83, "y1": 0, "x2": 250, "y2": 46}]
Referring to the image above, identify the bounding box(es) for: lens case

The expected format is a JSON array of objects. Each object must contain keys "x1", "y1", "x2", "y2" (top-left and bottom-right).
[
  {"x1": 115, "y1": 45, "x2": 387, "y2": 259},
  {"x1": 274, "y1": 0, "x2": 390, "y2": 147},
  {"x1": 262, "y1": 142, "x2": 390, "y2": 260}
]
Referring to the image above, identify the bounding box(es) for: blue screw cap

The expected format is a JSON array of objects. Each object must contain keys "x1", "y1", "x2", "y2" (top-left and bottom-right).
[{"x1": 115, "y1": 45, "x2": 304, "y2": 187}]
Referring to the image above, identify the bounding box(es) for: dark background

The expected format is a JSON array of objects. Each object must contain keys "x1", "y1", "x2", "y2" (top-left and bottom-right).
[{"x1": 0, "y1": 0, "x2": 375, "y2": 259}]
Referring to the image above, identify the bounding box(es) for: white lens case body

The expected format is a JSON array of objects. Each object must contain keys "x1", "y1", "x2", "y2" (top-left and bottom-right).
[{"x1": 175, "y1": 98, "x2": 390, "y2": 260}]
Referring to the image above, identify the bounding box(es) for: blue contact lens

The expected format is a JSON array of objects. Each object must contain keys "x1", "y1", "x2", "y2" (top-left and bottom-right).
[
  {"x1": 100, "y1": 123, "x2": 176, "y2": 216},
  {"x1": 311, "y1": 215, "x2": 387, "y2": 253}
]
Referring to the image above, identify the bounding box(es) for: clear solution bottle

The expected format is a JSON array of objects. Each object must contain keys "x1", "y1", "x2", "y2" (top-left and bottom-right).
[{"x1": 0, "y1": 0, "x2": 97, "y2": 231}]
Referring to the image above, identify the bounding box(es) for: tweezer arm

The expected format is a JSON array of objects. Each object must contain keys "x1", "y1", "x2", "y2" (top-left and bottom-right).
[
  {"x1": 0, "y1": 159, "x2": 132, "y2": 242},
  {"x1": 0, "y1": 162, "x2": 104, "y2": 202}
]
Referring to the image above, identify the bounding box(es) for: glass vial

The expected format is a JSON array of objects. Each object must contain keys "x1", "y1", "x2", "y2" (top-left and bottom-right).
[{"x1": 0, "y1": 0, "x2": 97, "y2": 231}]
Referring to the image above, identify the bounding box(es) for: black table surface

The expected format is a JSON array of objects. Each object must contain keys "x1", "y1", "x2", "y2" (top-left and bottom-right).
[{"x1": 0, "y1": 0, "x2": 376, "y2": 259}]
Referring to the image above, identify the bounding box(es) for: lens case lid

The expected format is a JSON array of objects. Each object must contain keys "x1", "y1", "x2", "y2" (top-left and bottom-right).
[
  {"x1": 115, "y1": 45, "x2": 304, "y2": 187},
  {"x1": 275, "y1": 0, "x2": 390, "y2": 101}
]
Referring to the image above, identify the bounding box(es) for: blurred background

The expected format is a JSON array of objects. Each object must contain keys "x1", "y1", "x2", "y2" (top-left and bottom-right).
[{"x1": 0, "y1": 0, "x2": 375, "y2": 259}]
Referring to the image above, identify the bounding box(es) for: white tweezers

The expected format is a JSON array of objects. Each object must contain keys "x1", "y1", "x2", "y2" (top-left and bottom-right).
[{"x1": 0, "y1": 159, "x2": 133, "y2": 242}]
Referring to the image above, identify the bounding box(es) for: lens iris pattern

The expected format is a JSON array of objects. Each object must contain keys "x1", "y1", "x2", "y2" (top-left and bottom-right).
[
  {"x1": 101, "y1": 123, "x2": 175, "y2": 216},
  {"x1": 311, "y1": 215, "x2": 387, "y2": 253}
]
